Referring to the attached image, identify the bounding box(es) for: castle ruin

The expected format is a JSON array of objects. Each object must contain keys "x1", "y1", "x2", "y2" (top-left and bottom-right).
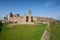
[{"x1": 4, "y1": 10, "x2": 55, "y2": 23}]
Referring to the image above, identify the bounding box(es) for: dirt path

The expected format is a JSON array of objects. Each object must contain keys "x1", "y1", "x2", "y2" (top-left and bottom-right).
[{"x1": 41, "y1": 23, "x2": 50, "y2": 40}]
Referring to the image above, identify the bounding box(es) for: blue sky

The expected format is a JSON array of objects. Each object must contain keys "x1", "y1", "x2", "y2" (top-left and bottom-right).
[{"x1": 0, "y1": 0, "x2": 60, "y2": 20}]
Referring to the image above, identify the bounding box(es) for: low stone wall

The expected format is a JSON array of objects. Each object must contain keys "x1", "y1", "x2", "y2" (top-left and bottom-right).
[
  {"x1": 17, "y1": 22, "x2": 34, "y2": 24},
  {"x1": 7, "y1": 22, "x2": 35, "y2": 28}
]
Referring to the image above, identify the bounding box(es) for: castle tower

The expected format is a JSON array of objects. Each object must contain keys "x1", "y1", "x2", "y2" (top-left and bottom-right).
[
  {"x1": 4, "y1": 15, "x2": 8, "y2": 20},
  {"x1": 9, "y1": 12, "x2": 13, "y2": 17},
  {"x1": 24, "y1": 13, "x2": 26, "y2": 22},
  {"x1": 7, "y1": 15, "x2": 10, "y2": 21},
  {"x1": 28, "y1": 10, "x2": 32, "y2": 22}
]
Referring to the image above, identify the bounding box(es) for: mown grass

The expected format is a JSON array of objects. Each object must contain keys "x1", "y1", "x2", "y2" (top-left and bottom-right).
[
  {"x1": 0, "y1": 23, "x2": 47, "y2": 40},
  {"x1": 50, "y1": 22, "x2": 60, "y2": 40}
]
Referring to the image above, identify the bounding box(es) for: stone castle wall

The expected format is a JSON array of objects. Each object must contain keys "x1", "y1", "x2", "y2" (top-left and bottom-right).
[
  {"x1": 4, "y1": 10, "x2": 55, "y2": 23},
  {"x1": 9, "y1": 16, "x2": 24, "y2": 23}
]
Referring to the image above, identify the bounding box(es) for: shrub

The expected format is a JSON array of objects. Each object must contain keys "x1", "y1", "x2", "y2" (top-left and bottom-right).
[{"x1": 0, "y1": 20, "x2": 2, "y2": 33}]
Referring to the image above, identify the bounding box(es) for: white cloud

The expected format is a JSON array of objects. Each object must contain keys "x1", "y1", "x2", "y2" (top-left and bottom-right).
[{"x1": 45, "y1": 2, "x2": 53, "y2": 6}]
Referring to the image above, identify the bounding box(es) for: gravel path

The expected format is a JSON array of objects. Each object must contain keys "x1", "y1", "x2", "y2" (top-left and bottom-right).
[{"x1": 41, "y1": 23, "x2": 50, "y2": 40}]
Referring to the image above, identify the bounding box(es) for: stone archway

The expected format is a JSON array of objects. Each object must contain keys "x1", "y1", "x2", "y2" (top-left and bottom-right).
[
  {"x1": 26, "y1": 16, "x2": 28, "y2": 22},
  {"x1": 31, "y1": 16, "x2": 33, "y2": 22}
]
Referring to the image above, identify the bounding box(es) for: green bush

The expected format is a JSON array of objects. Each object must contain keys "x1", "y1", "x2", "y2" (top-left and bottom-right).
[{"x1": 0, "y1": 20, "x2": 2, "y2": 33}]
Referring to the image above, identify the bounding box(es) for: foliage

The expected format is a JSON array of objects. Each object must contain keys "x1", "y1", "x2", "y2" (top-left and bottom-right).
[{"x1": 0, "y1": 20, "x2": 3, "y2": 33}]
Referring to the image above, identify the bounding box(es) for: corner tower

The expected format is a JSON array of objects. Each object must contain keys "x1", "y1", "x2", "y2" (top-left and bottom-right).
[{"x1": 28, "y1": 10, "x2": 32, "y2": 22}]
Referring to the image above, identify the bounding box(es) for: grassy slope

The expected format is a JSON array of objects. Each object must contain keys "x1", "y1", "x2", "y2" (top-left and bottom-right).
[
  {"x1": 50, "y1": 22, "x2": 60, "y2": 40},
  {"x1": 0, "y1": 24, "x2": 47, "y2": 40}
]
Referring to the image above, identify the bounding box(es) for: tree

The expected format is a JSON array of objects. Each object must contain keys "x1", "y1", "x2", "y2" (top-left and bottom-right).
[{"x1": 0, "y1": 20, "x2": 2, "y2": 33}]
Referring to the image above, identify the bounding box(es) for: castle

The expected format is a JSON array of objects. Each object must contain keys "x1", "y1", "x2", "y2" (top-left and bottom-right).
[{"x1": 4, "y1": 10, "x2": 55, "y2": 23}]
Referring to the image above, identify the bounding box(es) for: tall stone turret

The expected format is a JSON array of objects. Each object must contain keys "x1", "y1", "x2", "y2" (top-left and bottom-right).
[
  {"x1": 4, "y1": 16, "x2": 8, "y2": 20},
  {"x1": 28, "y1": 10, "x2": 32, "y2": 22},
  {"x1": 7, "y1": 15, "x2": 10, "y2": 21},
  {"x1": 24, "y1": 13, "x2": 26, "y2": 22}
]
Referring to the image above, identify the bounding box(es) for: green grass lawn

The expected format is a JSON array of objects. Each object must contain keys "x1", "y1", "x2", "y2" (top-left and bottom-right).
[
  {"x1": 0, "y1": 23, "x2": 47, "y2": 40},
  {"x1": 50, "y1": 22, "x2": 60, "y2": 40}
]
